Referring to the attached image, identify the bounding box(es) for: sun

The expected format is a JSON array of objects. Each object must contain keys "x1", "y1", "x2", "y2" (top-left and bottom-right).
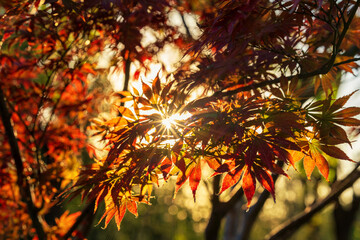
[
  {"x1": 161, "y1": 112, "x2": 191, "y2": 130},
  {"x1": 162, "y1": 114, "x2": 179, "y2": 129}
]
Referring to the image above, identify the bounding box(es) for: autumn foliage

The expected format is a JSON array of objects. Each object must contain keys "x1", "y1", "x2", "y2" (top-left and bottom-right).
[{"x1": 1, "y1": 0, "x2": 360, "y2": 239}]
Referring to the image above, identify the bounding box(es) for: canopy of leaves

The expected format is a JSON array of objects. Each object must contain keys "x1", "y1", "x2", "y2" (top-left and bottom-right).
[
  {"x1": 69, "y1": 0, "x2": 360, "y2": 230},
  {"x1": 1, "y1": 0, "x2": 360, "y2": 238}
]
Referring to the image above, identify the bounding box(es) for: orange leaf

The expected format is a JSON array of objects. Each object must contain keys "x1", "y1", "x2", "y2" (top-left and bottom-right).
[
  {"x1": 103, "y1": 208, "x2": 116, "y2": 229},
  {"x1": 126, "y1": 200, "x2": 138, "y2": 217},
  {"x1": 105, "y1": 117, "x2": 128, "y2": 127},
  {"x1": 114, "y1": 105, "x2": 136, "y2": 120},
  {"x1": 303, "y1": 155, "x2": 315, "y2": 180},
  {"x1": 219, "y1": 165, "x2": 244, "y2": 194},
  {"x1": 291, "y1": 150, "x2": 305, "y2": 163},
  {"x1": 114, "y1": 205, "x2": 126, "y2": 230},
  {"x1": 313, "y1": 151, "x2": 329, "y2": 180},
  {"x1": 206, "y1": 158, "x2": 221, "y2": 172},
  {"x1": 152, "y1": 73, "x2": 161, "y2": 96},
  {"x1": 94, "y1": 187, "x2": 108, "y2": 213},
  {"x1": 142, "y1": 81, "x2": 153, "y2": 100}
]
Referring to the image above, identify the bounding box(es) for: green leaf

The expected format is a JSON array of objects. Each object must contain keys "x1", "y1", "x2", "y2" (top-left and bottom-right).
[{"x1": 32, "y1": 73, "x2": 48, "y2": 85}]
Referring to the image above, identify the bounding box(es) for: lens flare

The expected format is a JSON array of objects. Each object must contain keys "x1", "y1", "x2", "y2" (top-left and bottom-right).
[
  {"x1": 162, "y1": 114, "x2": 178, "y2": 129},
  {"x1": 161, "y1": 112, "x2": 191, "y2": 130}
]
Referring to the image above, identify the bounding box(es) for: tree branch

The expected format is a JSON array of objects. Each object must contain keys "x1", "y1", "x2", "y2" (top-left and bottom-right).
[
  {"x1": 265, "y1": 163, "x2": 360, "y2": 240},
  {"x1": 236, "y1": 171, "x2": 282, "y2": 240},
  {"x1": 186, "y1": 0, "x2": 360, "y2": 111},
  {"x1": 334, "y1": 57, "x2": 360, "y2": 67},
  {"x1": 205, "y1": 175, "x2": 224, "y2": 240},
  {"x1": 205, "y1": 178, "x2": 246, "y2": 240},
  {"x1": 0, "y1": 87, "x2": 46, "y2": 239},
  {"x1": 335, "y1": 0, "x2": 360, "y2": 52},
  {"x1": 123, "y1": 56, "x2": 131, "y2": 92}
]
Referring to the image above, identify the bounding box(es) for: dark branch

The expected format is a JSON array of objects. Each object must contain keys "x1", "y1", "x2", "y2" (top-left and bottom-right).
[
  {"x1": 186, "y1": 0, "x2": 360, "y2": 111},
  {"x1": 205, "y1": 175, "x2": 223, "y2": 240},
  {"x1": 265, "y1": 163, "x2": 360, "y2": 240},
  {"x1": 333, "y1": 57, "x2": 360, "y2": 67},
  {"x1": 335, "y1": 0, "x2": 360, "y2": 52},
  {"x1": 236, "y1": 171, "x2": 282, "y2": 240},
  {"x1": 0, "y1": 87, "x2": 46, "y2": 239}
]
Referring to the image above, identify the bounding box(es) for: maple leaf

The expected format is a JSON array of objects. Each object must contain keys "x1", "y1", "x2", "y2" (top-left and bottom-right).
[
  {"x1": 242, "y1": 167, "x2": 256, "y2": 208},
  {"x1": 5, "y1": 0, "x2": 360, "y2": 237}
]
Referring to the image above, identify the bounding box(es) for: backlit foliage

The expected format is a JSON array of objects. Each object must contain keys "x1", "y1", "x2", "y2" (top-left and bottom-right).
[
  {"x1": 0, "y1": 0, "x2": 178, "y2": 238},
  {"x1": 2, "y1": 0, "x2": 360, "y2": 238},
  {"x1": 71, "y1": 0, "x2": 360, "y2": 229}
]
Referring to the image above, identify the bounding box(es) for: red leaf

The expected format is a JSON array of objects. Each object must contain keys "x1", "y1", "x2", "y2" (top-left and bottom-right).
[
  {"x1": 148, "y1": 154, "x2": 163, "y2": 173},
  {"x1": 254, "y1": 167, "x2": 275, "y2": 201},
  {"x1": 272, "y1": 145, "x2": 293, "y2": 165},
  {"x1": 212, "y1": 161, "x2": 236, "y2": 177},
  {"x1": 319, "y1": 145, "x2": 352, "y2": 161},
  {"x1": 95, "y1": 187, "x2": 108, "y2": 212},
  {"x1": 329, "y1": 91, "x2": 356, "y2": 113},
  {"x1": 133, "y1": 70, "x2": 140, "y2": 80},
  {"x1": 174, "y1": 171, "x2": 187, "y2": 197},
  {"x1": 219, "y1": 165, "x2": 244, "y2": 194},
  {"x1": 172, "y1": 140, "x2": 183, "y2": 156},
  {"x1": 189, "y1": 162, "x2": 202, "y2": 201},
  {"x1": 242, "y1": 167, "x2": 256, "y2": 208},
  {"x1": 332, "y1": 117, "x2": 360, "y2": 126},
  {"x1": 327, "y1": 124, "x2": 351, "y2": 145},
  {"x1": 160, "y1": 157, "x2": 173, "y2": 180},
  {"x1": 257, "y1": 140, "x2": 274, "y2": 170},
  {"x1": 175, "y1": 158, "x2": 186, "y2": 174},
  {"x1": 333, "y1": 107, "x2": 360, "y2": 118},
  {"x1": 244, "y1": 145, "x2": 256, "y2": 167}
]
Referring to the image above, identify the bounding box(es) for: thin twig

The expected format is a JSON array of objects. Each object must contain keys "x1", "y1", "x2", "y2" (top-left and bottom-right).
[{"x1": 334, "y1": 57, "x2": 360, "y2": 67}]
